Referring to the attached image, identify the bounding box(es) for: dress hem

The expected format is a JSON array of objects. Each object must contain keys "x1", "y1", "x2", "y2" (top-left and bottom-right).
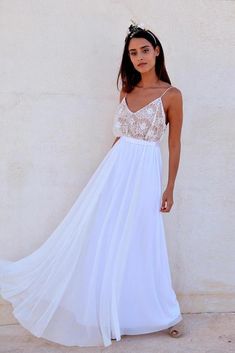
[{"x1": 111, "y1": 313, "x2": 183, "y2": 341}]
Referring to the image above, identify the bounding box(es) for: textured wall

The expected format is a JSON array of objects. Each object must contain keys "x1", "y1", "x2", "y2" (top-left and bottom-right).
[{"x1": 0, "y1": 0, "x2": 234, "y2": 323}]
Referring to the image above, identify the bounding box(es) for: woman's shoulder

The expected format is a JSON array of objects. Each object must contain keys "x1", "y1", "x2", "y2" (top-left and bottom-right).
[
  {"x1": 119, "y1": 88, "x2": 126, "y2": 102},
  {"x1": 161, "y1": 84, "x2": 183, "y2": 113},
  {"x1": 161, "y1": 85, "x2": 183, "y2": 109},
  {"x1": 167, "y1": 84, "x2": 183, "y2": 99}
]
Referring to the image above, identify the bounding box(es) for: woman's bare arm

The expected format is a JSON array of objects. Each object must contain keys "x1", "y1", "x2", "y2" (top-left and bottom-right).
[
  {"x1": 167, "y1": 88, "x2": 183, "y2": 188},
  {"x1": 160, "y1": 88, "x2": 183, "y2": 212},
  {"x1": 111, "y1": 89, "x2": 126, "y2": 147}
]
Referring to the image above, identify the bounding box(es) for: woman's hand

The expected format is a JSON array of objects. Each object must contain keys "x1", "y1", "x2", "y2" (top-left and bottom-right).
[
  {"x1": 111, "y1": 136, "x2": 120, "y2": 148},
  {"x1": 160, "y1": 186, "x2": 174, "y2": 212}
]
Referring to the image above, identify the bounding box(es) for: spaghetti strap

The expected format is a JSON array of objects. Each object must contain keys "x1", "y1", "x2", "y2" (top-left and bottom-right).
[
  {"x1": 160, "y1": 86, "x2": 173, "y2": 98},
  {"x1": 120, "y1": 91, "x2": 127, "y2": 103}
]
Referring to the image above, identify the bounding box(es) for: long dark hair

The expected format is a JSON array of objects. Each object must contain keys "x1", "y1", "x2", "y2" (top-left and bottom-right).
[{"x1": 116, "y1": 26, "x2": 171, "y2": 93}]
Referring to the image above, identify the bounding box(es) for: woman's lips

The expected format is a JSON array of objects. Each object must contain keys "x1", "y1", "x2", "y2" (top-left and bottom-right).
[{"x1": 138, "y1": 63, "x2": 147, "y2": 67}]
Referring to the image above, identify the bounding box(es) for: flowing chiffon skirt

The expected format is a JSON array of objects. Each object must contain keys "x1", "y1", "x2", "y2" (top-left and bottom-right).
[{"x1": 0, "y1": 135, "x2": 182, "y2": 347}]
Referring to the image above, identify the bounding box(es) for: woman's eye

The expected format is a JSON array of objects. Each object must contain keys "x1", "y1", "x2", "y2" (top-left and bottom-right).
[{"x1": 130, "y1": 49, "x2": 149, "y2": 56}]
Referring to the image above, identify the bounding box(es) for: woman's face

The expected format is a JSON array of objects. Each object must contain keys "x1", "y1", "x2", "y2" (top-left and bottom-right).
[{"x1": 128, "y1": 37, "x2": 159, "y2": 73}]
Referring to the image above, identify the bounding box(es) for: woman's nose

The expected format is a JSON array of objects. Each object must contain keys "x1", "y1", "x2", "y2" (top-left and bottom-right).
[{"x1": 137, "y1": 54, "x2": 144, "y2": 61}]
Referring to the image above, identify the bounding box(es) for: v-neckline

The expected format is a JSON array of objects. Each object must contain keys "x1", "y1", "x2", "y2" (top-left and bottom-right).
[{"x1": 123, "y1": 96, "x2": 163, "y2": 115}]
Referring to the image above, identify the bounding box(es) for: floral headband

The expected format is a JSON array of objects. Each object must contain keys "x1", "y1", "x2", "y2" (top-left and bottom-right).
[{"x1": 126, "y1": 19, "x2": 157, "y2": 45}]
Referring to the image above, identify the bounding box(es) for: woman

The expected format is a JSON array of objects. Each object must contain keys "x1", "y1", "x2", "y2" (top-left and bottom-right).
[
  {"x1": 112, "y1": 21, "x2": 184, "y2": 337},
  {"x1": 0, "y1": 21, "x2": 184, "y2": 347}
]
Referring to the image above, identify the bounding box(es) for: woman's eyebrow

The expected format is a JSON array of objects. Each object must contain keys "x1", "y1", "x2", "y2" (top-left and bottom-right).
[{"x1": 128, "y1": 45, "x2": 150, "y2": 52}]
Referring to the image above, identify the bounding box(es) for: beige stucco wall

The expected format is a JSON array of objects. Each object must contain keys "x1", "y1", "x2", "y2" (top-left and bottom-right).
[{"x1": 0, "y1": 1, "x2": 235, "y2": 323}]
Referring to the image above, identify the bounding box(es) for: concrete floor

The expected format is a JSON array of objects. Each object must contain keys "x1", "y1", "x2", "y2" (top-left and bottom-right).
[{"x1": 0, "y1": 313, "x2": 234, "y2": 353}]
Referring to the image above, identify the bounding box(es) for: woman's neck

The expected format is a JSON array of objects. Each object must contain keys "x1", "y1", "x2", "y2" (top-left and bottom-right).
[{"x1": 137, "y1": 73, "x2": 161, "y2": 89}]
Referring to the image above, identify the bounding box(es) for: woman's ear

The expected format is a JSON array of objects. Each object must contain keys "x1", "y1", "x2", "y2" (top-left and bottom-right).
[{"x1": 155, "y1": 46, "x2": 160, "y2": 56}]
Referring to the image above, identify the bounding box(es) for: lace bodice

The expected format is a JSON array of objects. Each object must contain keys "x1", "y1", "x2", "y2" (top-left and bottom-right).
[{"x1": 112, "y1": 86, "x2": 173, "y2": 143}]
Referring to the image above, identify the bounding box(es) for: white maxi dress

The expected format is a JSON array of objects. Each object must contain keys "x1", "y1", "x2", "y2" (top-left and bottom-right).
[{"x1": 0, "y1": 86, "x2": 183, "y2": 347}]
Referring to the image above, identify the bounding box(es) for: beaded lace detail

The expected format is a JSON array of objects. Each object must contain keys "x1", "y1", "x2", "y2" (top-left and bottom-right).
[{"x1": 112, "y1": 87, "x2": 173, "y2": 143}]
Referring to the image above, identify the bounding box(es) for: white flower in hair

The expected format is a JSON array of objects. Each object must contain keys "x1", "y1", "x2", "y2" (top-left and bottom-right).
[
  {"x1": 138, "y1": 22, "x2": 146, "y2": 30},
  {"x1": 127, "y1": 19, "x2": 157, "y2": 45}
]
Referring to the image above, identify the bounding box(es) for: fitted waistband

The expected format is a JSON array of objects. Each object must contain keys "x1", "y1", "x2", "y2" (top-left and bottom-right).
[{"x1": 120, "y1": 135, "x2": 160, "y2": 146}]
